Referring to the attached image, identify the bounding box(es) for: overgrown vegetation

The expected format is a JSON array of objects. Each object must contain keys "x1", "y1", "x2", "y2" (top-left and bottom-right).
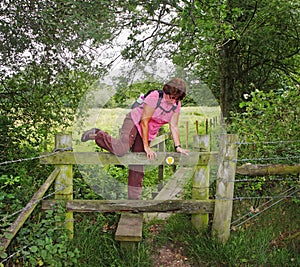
[
  {"x1": 1, "y1": 86, "x2": 299, "y2": 266},
  {"x1": 1, "y1": 0, "x2": 299, "y2": 266}
]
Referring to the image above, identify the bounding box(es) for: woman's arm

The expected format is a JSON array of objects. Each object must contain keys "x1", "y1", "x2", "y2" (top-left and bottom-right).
[
  {"x1": 141, "y1": 103, "x2": 157, "y2": 159},
  {"x1": 169, "y1": 112, "x2": 189, "y2": 155}
]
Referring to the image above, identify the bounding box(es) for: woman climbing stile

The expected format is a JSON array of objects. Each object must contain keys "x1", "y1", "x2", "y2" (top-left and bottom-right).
[{"x1": 81, "y1": 78, "x2": 189, "y2": 199}]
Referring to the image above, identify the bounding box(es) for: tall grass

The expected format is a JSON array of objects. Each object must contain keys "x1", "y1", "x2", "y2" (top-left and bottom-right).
[
  {"x1": 69, "y1": 198, "x2": 299, "y2": 267},
  {"x1": 70, "y1": 213, "x2": 153, "y2": 267}
]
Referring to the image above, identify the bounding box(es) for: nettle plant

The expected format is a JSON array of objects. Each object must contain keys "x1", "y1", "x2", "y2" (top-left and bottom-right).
[
  {"x1": 229, "y1": 88, "x2": 299, "y2": 199},
  {"x1": 229, "y1": 88, "x2": 300, "y2": 163},
  {"x1": 5, "y1": 208, "x2": 80, "y2": 267}
]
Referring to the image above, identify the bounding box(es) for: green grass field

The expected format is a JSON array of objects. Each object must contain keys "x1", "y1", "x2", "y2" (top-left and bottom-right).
[{"x1": 72, "y1": 106, "x2": 222, "y2": 152}]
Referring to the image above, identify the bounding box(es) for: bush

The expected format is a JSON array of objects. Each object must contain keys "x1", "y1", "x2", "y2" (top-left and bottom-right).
[{"x1": 229, "y1": 88, "x2": 300, "y2": 163}]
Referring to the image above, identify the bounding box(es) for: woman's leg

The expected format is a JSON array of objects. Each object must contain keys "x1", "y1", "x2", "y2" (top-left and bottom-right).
[
  {"x1": 82, "y1": 112, "x2": 144, "y2": 199},
  {"x1": 94, "y1": 113, "x2": 137, "y2": 156},
  {"x1": 128, "y1": 133, "x2": 145, "y2": 200}
]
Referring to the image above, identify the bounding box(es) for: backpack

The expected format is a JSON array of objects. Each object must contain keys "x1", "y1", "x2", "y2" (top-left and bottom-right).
[{"x1": 131, "y1": 90, "x2": 178, "y2": 113}]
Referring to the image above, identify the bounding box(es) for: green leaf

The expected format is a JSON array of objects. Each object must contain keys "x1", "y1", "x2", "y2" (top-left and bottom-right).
[
  {"x1": 29, "y1": 246, "x2": 39, "y2": 253},
  {"x1": 0, "y1": 252, "x2": 7, "y2": 259},
  {"x1": 4, "y1": 233, "x2": 13, "y2": 239}
]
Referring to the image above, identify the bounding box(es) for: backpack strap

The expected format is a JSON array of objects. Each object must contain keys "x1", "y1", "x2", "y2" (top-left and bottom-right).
[
  {"x1": 155, "y1": 90, "x2": 178, "y2": 113},
  {"x1": 155, "y1": 90, "x2": 164, "y2": 108},
  {"x1": 139, "y1": 90, "x2": 178, "y2": 113}
]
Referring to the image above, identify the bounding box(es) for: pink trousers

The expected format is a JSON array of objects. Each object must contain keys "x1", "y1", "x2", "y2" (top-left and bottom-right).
[{"x1": 94, "y1": 113, "x2": 145, "y2": 199}]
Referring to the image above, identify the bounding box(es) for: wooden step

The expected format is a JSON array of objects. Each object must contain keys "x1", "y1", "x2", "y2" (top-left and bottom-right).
[{"x1": 115, "y1": 213, "x2": 143, "y2": 243}]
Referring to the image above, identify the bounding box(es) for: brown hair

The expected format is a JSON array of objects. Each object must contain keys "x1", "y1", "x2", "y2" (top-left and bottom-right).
[{"x1": 163, "y1": 78, "x2": 187, "y2": 100}]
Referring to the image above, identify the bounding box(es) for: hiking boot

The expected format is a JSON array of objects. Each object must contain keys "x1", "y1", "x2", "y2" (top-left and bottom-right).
[{"x1": 81, "y1": 128, "x2": 100, "y2": 142}]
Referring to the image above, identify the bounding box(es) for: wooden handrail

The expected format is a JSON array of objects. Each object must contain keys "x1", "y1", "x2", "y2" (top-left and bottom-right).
[{"x1": 40, "y1": 151, "x2": 218, "y2": 166}]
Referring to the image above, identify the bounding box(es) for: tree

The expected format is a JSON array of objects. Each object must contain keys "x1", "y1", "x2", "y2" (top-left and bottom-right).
[
  {"x1": 118, "y1": 0, "x2": 300, "y2": 118},
  {"x1": 0, "y1": 0, "x2": 122, "y2": 77},
  {"x1": 0, "y1": 0, "x2": 124, "y2": 166}
]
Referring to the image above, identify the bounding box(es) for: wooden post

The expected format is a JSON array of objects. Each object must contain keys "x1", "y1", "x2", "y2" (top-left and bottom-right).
[
  {"x1": 192, "y1": 134, "x2": 210, "y2": 232},
  {"x1": 205, "y1": 119, "x2": 209, "y2": 134},
  {"x1": 55, "y1": 133, "x2": 74, "y2": 239},
  {"x1": 186, "y1": 121, "x2": 189, "y2": 148},
  {"x1": 212, "y1": 134, "x2": 238, "y2": 243},
  {"x1": 157, "y1": 139, "x2": 165, "y2": 192}
]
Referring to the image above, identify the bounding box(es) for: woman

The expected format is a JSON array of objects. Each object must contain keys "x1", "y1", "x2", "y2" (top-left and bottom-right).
[{"x1": 81, "y1": 77, "x2": 189, "y2": 199}]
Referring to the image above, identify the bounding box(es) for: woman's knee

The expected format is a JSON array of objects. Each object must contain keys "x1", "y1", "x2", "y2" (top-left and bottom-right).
[{"x1": 114, "y1": 150, "x2": 127, "y2": 157}]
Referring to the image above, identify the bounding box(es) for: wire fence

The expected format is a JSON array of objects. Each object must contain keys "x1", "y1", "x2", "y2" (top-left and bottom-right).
[
  {"x1": 0, "y1": 138, "x2": 299, "y2": 262},
  {"x1": 229, "y1": 138, "x2": 299, "y2": 229},
  {"x1": 0, "y1": 148, "x2": 72, "y2": 264},
  {"x1": 0, "y1": 184, "x2": 67, "y2": 223},
  {"x1": 231, "y1": 187, "x2": 299, "y2": 230},
  {"x1": 0, "y1": 148, "x2": 73, "y2": 220},
  {"x1": 0, "y1": 147, "x2": 73, "y2": 166}
]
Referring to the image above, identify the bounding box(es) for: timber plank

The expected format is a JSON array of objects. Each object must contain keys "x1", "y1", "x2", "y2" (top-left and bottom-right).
[
  {"x1": 115, "y1": 213, "x2": 143, "y2": 242},
  {"x1": 145, "y1": 166, "x2": 194, "y2": 221},
  {"x1": 236, "y1": 163, "x2": 300, "y2": 176},
  {"x1": 42, "y1": 199, "x2": 214, "y2": 213},
  {"x1": 154, "y1": 167, "x2": 194, "y2": 199},
  {"x1": 40, "y1": 151, "x2": 218, "y2": 166}
]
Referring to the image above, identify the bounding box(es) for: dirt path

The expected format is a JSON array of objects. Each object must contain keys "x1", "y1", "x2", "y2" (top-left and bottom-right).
[{"x1": 146, "y1": 224, "x2": 192, "y2": 267}]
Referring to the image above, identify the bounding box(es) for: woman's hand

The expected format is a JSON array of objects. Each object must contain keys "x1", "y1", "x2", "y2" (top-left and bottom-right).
[
  {"x1": 176, "y1": 146, "x2": 189, "y2": 155},
  {"x1": 144, "y1": 146, "x2": 157, "y2": 160}
]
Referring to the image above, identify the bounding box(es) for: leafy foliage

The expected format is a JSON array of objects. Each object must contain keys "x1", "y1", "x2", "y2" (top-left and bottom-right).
[
  {"x1": 118, "y1": 0, "x2": 300, "y2": 117},
  {"x1": 229, "y1": 87, "x2": 300, "y2": 163},
  {"x1": 0, "y1": 0, "x2": 119, "y2": 76},
  {"x1": 3, "y1": 208, "x2": 80, "y2": 266},
  {"x1": 229, "y1": 87, "x2": 299, "y2": 213}
]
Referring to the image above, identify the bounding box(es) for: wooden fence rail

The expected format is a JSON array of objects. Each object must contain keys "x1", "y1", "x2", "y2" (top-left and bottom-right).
[{"x1": 0, "y1": 132, "x2": 239, "y2": 253}]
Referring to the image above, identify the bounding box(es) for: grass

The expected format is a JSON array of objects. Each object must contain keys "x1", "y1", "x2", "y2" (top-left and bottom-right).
[
  {"x1": 72, "y1": 106, "x2": 222, "y2": 152},
  {"x1": 67, "y1": 107, "x2": 298, "y2": 266},
  {"x1": 69, "y1": 198, "x2": 299, "y2": 267},
  {"x1": 70, "y1": 213, "x2": 153, "y2": 267}
]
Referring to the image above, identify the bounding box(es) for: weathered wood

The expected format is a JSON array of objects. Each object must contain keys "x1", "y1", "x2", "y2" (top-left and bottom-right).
[
  {"x1": 185, "y1": 121, "x2": 189, "y2": 148},
  {"x1": 55, "y1": 134, "x2": 73, "y2": 239},
  {"x1": 150, "y1": 133, "x2": 170, "y2": 147},
  {"x1": 157, "y1": 138, "x2": 166, "y2": 192},
  {"x1": 192, "y1": 135, "x2": 210, "y2": 232},
  {"x1": 236, "y1": 163, "x2": 300, "y2": 176},
  {"x1": 115, "y1": 213, "x2": 143, "y2": 243},
  {"x1": 0, "y1": 167, "x2": 60, "y2": 250},
  {"x1": 212, "y1": 134, "x2": 238, "y2": 243},
  {"x1": 42, "y1": 199, "x2": 214, "y2": 214},
  {"x1": 145, "y1": 167, "x2": 194, "y2": 221},
  {"x1": 40, "y1": 151, "x2": 218, "y2": 166}
]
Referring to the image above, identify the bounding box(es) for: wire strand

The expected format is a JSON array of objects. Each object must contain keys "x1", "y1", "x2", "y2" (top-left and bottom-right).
[
  {"x1": 231, "y1": 188, "x2": 299, "y2": 229},
  {"x1": 0, "y1": 147, "x2": 73, "y2": 166},
  {"x1": 231, "y1": 187, "x2": 296, "y2": 226},
  {"x1": 235, "y1": 140, "x2": 300, "y2": 145},
  {"x1": 0, "y1": 185, "x2": 67, "y2": 222}
]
